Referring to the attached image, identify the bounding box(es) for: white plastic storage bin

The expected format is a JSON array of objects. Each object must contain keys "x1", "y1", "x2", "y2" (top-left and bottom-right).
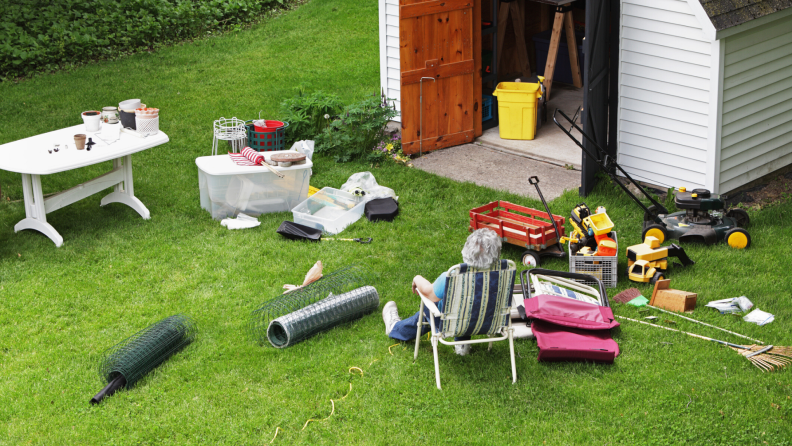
[
  {"x1": 291, "y1": 187, "x2": 365, "y2": 235},
  {"x1": 196, "y1": 152, "x2": 312, "y2": 220},
  {"x1": 568, "y1": 232, "x2": 618, "y2": 288}
]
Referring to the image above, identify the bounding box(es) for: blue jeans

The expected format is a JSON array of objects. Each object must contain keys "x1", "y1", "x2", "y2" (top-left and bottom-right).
[{"x1": 389, "y1": 306, "x2": 470, "y2": 342}]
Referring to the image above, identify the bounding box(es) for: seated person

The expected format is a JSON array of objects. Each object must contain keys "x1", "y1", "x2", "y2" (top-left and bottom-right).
[{"x1": 382, "y1": 228, "x2": 502, "y2": 356}]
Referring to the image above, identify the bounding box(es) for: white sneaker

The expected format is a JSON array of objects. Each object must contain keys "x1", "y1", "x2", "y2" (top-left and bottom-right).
[
  {"x1": 382, "y1": 301, "x2": 401, "y2": 335},
  {"x1": 454, "y1": 344, "x2": 471, "y2": 356}
]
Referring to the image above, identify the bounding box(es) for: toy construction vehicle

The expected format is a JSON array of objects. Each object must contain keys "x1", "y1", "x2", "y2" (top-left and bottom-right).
[
  {"x1": 626, "y1": 236, "x2": 695, "y2": 285},
  {"x1": 563, "y1": 203, "x2": 617, "y2": 257},
  {"x1": 554, "y1": 109, "x2": 751, "y2": 249}
]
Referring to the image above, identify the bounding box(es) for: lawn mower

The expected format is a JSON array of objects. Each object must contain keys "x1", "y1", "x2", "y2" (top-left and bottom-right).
[{"x1": 554, "y1": 108, "x2": 752, "y2": 249}]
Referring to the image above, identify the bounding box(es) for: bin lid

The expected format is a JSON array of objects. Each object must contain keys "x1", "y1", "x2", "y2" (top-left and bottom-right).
[{"x1": 196, "y1": 150, "x2": 312, "y2": 176}]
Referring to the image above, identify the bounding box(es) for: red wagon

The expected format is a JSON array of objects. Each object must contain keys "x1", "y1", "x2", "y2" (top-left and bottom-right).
[{"x1": 469, "y1": 200, "x2": 566, "y2": 267}]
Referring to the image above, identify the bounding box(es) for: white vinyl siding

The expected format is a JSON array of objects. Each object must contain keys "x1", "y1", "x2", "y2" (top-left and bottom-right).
[
  {"x1": 379, "y1": 0, "x2": 401, "y2": 122},
  {"x1": 617, "y1": 0, "x2": 713, "y2": 190},
  {"x1": 719, "y1": 15, "x2": 792, "y2": 192}
]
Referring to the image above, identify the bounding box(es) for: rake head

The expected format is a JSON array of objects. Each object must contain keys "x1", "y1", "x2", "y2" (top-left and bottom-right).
[{"x1": 731, "y1": 345, "x2": 792, "y2": 372}]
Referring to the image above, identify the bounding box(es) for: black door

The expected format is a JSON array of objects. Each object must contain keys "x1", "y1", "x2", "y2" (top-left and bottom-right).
[{"x1": 580, "y1": 0, "x2": 617, "y2": 196}]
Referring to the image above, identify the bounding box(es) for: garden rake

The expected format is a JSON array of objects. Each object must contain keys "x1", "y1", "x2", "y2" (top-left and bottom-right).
[
  {"x1": 90, "y1": 314, "x2": 196, "y2": 404},
  {"x1": 617, "y1": 316, "x2": 792, "y2": 372}
]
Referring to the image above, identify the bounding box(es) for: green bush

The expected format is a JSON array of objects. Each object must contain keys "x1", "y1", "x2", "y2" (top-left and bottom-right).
[
  {"x1": 280, "y1": 90, "x2": 344, "y2": 146},
  {"x1": 315, "y1": 93, "x2": 398, "y2": 163},
  {"x1": 0, "y1": 0, "x2": 286, "y2": 80}
]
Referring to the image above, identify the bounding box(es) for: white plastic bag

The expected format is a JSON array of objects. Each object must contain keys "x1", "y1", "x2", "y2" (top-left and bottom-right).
[
  {"x1": 340, "y1": 172, "x2": 397, "y2": 201},
  {"x1": 290, "y1": 140, "x2": 315, "y2": 160},
  {"x1": 220, "y1": 212, "x2": 261, "y2": 230}
]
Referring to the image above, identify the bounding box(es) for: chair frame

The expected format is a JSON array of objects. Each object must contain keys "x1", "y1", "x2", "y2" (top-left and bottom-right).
[{"x1": 413, "y1": 260, "x2": 517, "y2": 390}]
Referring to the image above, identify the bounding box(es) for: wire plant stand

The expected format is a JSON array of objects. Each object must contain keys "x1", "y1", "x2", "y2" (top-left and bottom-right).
[{"x1": 212, "y1": 117, "x2": 247, "y2": 155}]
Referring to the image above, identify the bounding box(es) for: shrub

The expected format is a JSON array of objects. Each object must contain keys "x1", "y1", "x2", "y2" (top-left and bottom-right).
[
  {"x1": 315, "y1": 93, "x2": 398, "y2": 163},
  {"x1": 280, "y1": 90, "x2": 344, "y2": 146},
  {"x1": 0, "y1": 0, "x2": 287, "y2": 80}
]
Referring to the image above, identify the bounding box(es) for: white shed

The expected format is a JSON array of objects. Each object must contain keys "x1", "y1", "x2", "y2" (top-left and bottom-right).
[
  {"x1": 378, "y1": 0, "x2": 401, "y2": 122},
  {"x1": 617, "y1": 0, "x2": 792, "y2": 194}
]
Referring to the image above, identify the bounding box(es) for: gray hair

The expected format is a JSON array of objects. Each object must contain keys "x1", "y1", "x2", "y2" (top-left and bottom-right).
[{"x1": 461, "y1": 228, "x2": 502, "y2": 269}]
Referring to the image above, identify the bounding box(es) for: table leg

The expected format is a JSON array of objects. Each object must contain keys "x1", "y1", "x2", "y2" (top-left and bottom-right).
[
  {"x1": 543, "y1": 11, "x2": 566, "y2": 100},
  {"x1": 14, "y1": 173, "x2": 64, "y2": 247},
  {"x1": 100, "y1": 155, "x2": 150, "y2": 219},
  {"x1": 564, "y1": 11, "x2": 582, "y2": 88}
]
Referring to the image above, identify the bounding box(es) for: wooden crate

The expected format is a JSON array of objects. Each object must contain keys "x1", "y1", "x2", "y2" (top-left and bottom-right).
[{"x1": 650, "y1": 280, "x2": 697, "y2": 312}]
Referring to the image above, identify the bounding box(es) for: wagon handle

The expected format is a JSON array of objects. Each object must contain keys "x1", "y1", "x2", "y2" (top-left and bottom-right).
[{"x1": 528, "y1": 176, "x2": 564, "y2": 253}]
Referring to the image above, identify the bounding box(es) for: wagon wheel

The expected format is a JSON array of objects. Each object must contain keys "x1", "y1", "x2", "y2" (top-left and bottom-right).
[{"x1": 521, "y1": 250, "x2": 540, "y2": 268}]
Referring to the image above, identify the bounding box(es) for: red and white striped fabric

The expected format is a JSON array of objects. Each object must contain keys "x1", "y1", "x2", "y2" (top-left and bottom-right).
[{"x1": 229, "y1": 147, "x2": 264, "y2": 166}]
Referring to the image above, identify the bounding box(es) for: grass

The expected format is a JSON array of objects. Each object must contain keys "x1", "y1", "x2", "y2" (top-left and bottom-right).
[{"x1": 1, "y1": 0, "x2": 791, "y2": 444}]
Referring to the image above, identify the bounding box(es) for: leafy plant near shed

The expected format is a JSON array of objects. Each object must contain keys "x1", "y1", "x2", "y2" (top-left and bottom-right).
[{"x1": 316, "y1": 93, "x2": 398, "y2": 163}]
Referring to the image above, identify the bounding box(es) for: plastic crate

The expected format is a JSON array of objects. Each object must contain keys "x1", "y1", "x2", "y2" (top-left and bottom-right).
[
  {"x1": 246, "y1": 121, "x2": 289, "y2": 152},
  {"x1": 291, "y1": 187, "x2": 366, "y2": 235},
  {"x1": 482, "y1": 95, "x2": 493, "y2": 122},
  {"x1": 568, "y1": 232, "x2": 618, "y2": 288}
]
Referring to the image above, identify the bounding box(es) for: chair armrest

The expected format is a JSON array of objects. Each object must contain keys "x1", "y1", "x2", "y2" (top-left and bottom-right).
[{"x1": 417, "y1": 289, "x2": 443, "y2": 317}]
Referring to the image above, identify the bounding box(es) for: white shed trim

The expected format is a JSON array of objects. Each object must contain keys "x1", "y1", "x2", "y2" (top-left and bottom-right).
[
  {"x1": 378, "y1": 0, "x2": 401, "y2": 122},
  {"x1": 705, "y1": 39, "x2": 724, "y2": 193},
  {"x1": 684, "y1": 0, "x2": 716, "y2": 41}
]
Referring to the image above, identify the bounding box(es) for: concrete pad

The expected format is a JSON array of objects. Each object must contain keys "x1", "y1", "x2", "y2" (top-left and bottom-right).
[
  {"x1": 478, "y1": 84, "x2": 584, "y2": 169},
  {"x1": 411, "y1": 144, "x2": 580, "y2": 200}
]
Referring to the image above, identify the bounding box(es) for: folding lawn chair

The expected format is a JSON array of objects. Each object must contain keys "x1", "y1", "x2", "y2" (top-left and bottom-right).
[{"x1": 413, "y1": 259, "x2": 517, "y2": 390}]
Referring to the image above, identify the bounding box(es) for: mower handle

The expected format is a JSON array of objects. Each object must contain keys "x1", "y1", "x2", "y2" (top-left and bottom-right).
[{"x1": 552, "y1": 108, "x2": 669, "y2": 219}]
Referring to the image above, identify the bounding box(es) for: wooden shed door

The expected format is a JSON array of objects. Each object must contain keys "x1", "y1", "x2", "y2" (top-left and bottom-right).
[{"x1": 399, "y1": 0, "x2": 482, "y2": 155}]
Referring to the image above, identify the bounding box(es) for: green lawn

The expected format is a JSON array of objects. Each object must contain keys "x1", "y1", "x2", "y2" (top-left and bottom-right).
[{"x1": 1, "y1": 0, "x2": 791, "y2": 444}]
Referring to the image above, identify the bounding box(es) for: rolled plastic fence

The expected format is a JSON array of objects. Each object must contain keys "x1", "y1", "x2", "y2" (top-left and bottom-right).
[{"x1": 267, "y1": 286, "x2": 379, "y2": 348}]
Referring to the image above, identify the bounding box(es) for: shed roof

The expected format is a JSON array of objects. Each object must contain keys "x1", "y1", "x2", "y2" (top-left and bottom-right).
[{"x1": 699, "y1": 0, "x2": 792, "y2": 30}]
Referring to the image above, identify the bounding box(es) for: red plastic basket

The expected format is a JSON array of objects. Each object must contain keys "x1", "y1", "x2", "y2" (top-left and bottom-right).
[{"x1": 253, "y1": 120, "x2": 285, "y2": 133}]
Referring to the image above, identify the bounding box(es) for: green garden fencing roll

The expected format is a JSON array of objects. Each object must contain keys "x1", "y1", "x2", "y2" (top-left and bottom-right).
[
  {"x1": 266, "y1": 286, "x2": 380, "y2": 348},
  {"x1": 91, "y1": 314, "x2": 196, "y2": 404},
  {"x1": 250, "y1": 264, "x2": 375, "y2": 346}
]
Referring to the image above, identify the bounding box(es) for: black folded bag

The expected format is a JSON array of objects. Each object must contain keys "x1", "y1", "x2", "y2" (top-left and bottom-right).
[
  {"x1": 277, "y1": 221, "x2": 322, "y2": 241},
  {"x1": 364, "y1": 198, "x2": 399, "y2": 222}
]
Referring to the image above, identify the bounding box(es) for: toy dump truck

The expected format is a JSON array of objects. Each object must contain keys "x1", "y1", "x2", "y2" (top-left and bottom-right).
[{"x1": 626, "y1": 236, "x2": 695, "y2": 284}]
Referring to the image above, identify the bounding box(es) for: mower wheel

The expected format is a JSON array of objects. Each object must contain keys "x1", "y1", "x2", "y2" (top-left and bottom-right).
[
  {"x1": 727, "y1": 208, "x2": 750, "y2": 228},
  {"x1": 644, "y1": 205, "x2": 659, "y2": 222},
  {"x1": 522, "y1": 250, "x2": 540, "y2": 268},
  {"x1": 650, "y1": 272, "x2": 665, "y2": 285},
  {"x1": 642, "y1": 224, "x2": 668, "y2": 244},
  {"x1": 725, "y1": 228, "x2": 751, "y2": 249}
]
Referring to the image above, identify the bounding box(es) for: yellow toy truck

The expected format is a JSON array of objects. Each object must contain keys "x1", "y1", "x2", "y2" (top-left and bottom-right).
[{"x1": 626, "y1": 236, "x2": 695, "y2": 284}]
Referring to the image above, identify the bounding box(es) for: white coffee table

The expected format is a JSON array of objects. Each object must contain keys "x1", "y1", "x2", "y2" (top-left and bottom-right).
[{"x1": 0, "y1": 125, "x2": 169, "y2": 247}]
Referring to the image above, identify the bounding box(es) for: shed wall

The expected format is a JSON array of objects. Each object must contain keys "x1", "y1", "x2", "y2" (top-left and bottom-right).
[
  {"x1": 379, "y1": 0, "x2": 401, "y2": 122},
  {"x1": 617, "y1": 0, "x2": 714, "y2": 190},
  {"x1": 719, "y1": 14, "x2": 792, "y2": 192}
]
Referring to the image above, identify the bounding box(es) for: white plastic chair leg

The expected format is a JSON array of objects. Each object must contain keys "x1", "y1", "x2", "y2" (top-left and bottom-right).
[
  {"x1": 508, "y1": 330, "x2": 517, "y2": 384},
  {"x1": 414, "y1": 302, "x2": 424, "y2": 361},
  {"x1": 432, "y1": 336, "x2": 441, "y2": 390}
]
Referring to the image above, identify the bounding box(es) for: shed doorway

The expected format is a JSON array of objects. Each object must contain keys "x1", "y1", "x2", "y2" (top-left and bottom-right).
[
  {"x1": 478, "y1": 0, "x2": 586, "y2": 170},
  {"x1": 391, "y1": 0, "x2": 616, "y2": 195}
]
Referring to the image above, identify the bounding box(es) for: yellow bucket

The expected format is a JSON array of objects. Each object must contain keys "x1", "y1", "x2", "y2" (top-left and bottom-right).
[{"x1": 492, "y1": 82, "x2": 541, "y2": 140}]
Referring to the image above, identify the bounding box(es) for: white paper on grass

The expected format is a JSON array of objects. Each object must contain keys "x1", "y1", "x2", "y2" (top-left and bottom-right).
[{"x1": 743, "y1": 309, "x2": 774, "y2": 326}]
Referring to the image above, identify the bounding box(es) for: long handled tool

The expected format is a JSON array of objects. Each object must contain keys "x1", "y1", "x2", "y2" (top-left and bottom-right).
[
  {"x1": 91, "y1": 314, "x2": 196, "y2": 404},
  {"x1": 613, "y1": 288, "x2": 763, "y2": 344},
  {"x1": 323, "y1": 237, "x2": 372, "y2": 244},
  {"x1": 617, "y1": 316, "x2": 792, "y2": 372}
]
